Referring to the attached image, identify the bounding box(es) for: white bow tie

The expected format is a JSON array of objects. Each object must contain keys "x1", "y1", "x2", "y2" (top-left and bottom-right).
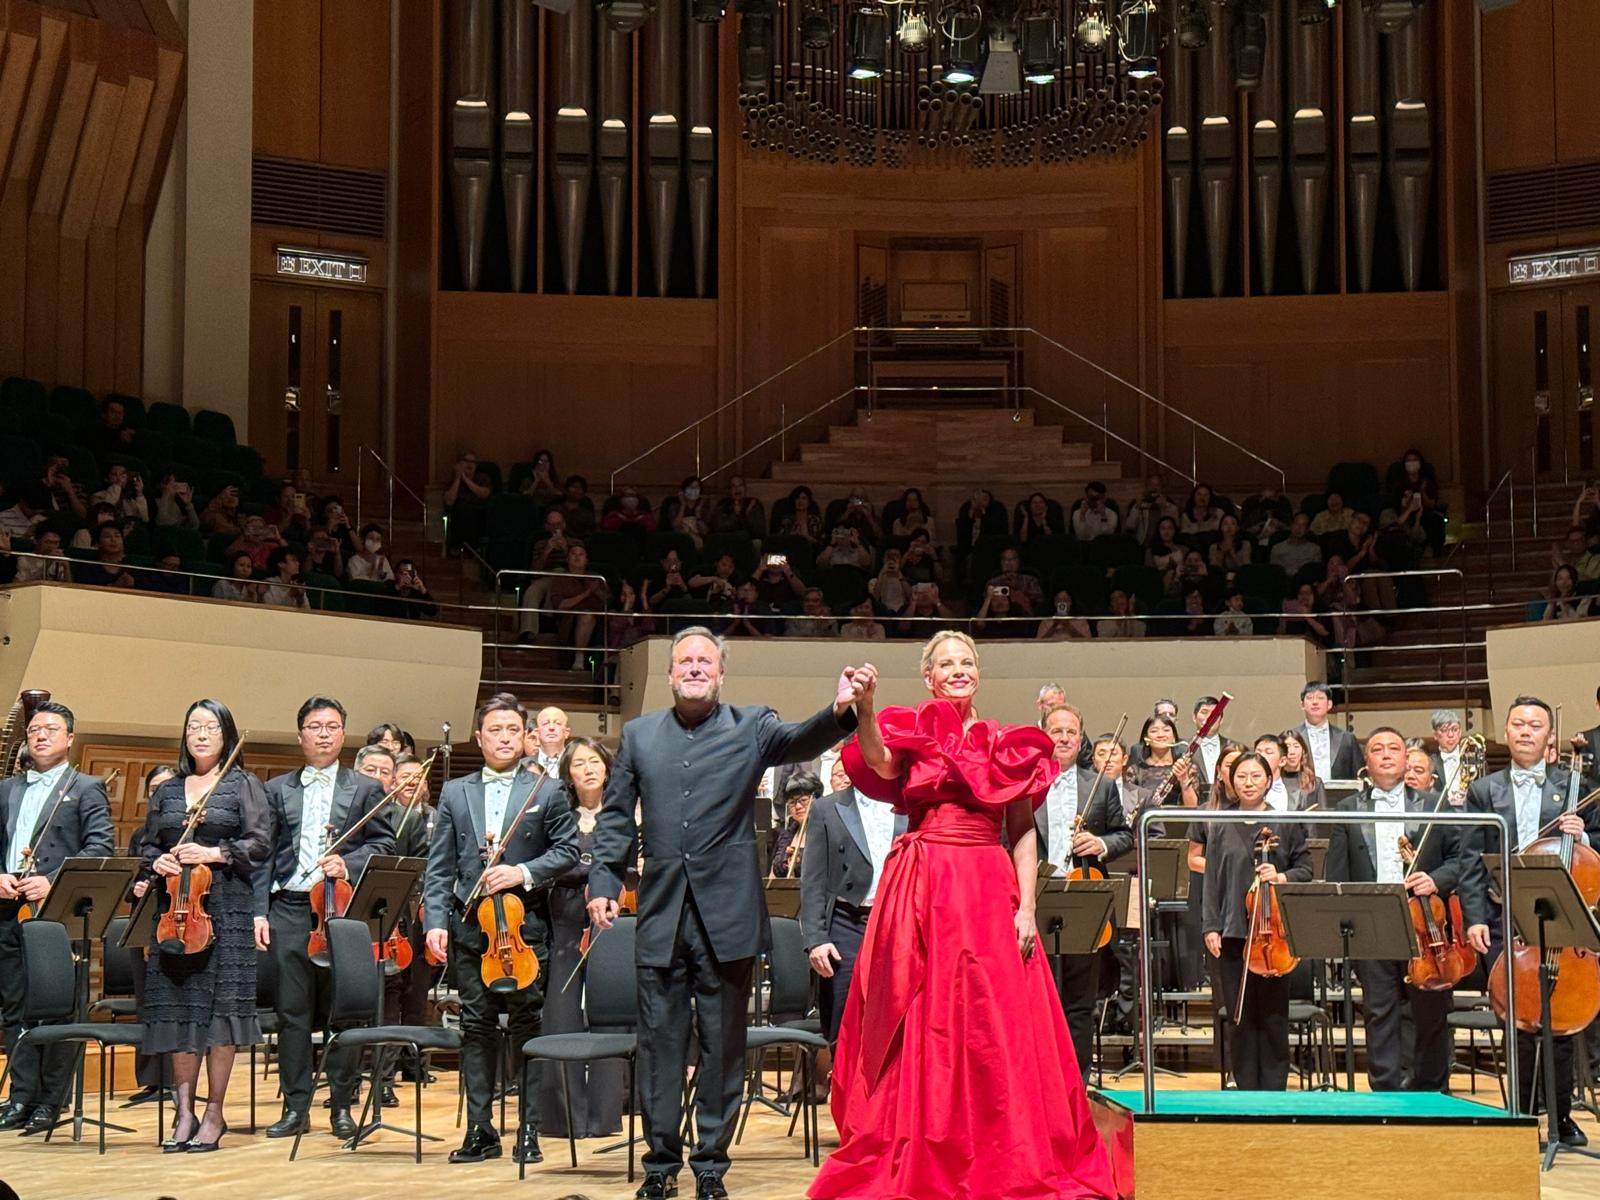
[
  {"x1": 1372, "y1": 787, "x2": 1405, "y2": 804},
  {"x1": 301, "y1": 767, "x2": 333, "y2": 787},
  {"x1": 482, "y1": 768, "x2": 518, "y2": 784},
  {"x1": 26, "y1": 770, "x2": 57, "y2": 786},
  {"x1": 1511, "y1": 768, "x2": 1546, "y2": 788}
]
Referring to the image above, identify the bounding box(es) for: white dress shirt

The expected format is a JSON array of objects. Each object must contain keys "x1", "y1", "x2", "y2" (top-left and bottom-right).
[
  {"x1": 1305, "y1": 722, "x2": 1332, "y2": 781},
  {"x1": 1265, "y1": 778, "x2": 1290, "y2": 813},
  {"x1": 1045, "y1": 770, "x2": 1080, "y2": 873},
  {"x1": 1438, "y1": 747, "x2": 1462, "y2": 790},
  {"x1": 7, "y1": 761, "x2": 69, "y2": 874},
  {"x1": 285, "y1": 765, "x2": 336, "y2": 891},
  {"x1": 856, "y1": 791, "x2": 898, "y2": 906},
  {"x1": 1370, "y1": 785, "x2": 1407, "y2": 884},
  {"x1": 1198, "y1": 736, "x2": 1221, "y2": 785},
  {"x1": 482, "y1": 766, "x2": 537, "y2": 888},
  {"x1": 1510, "y1": 766, "x2": 1546, "y2": 850}
]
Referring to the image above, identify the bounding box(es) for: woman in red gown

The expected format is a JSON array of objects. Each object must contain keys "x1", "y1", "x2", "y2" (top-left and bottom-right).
[{"x1": 810, "y1": 631, "x2": 1115, "y2": 1200}]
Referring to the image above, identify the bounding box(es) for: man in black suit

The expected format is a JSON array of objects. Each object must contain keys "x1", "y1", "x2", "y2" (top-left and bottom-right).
[
  {"x1": 1425, "y1": 709, "x2": 1469, "y2": 803},
  {"x1": 1296, "y1": 682, "x2": 1362, "y2": 782},
  {"x1": 1190, "y1": 695, "x2": 1234, "y2": 790},
  {"x1": 424, "y1": 694, "x2": 578, "y2": 1166},
  {"x1": 801, "y1": 758, "x2": 906, "y2": 1042},
  {"x1": 1325, "y1": 728, "x2": 1488, "y2": 1093},
  {"x1": 1465, "y1": 695, "x2": 1599, "y2": 1147},
  {"x1": 588, "y1": 627, "x2": 867, "y2": 1200},
  {"x1": 254, "y1": 696, "x2": 394, "y2": 1140},
  {"x1": 0, "y1": 700, "x2": 114, "y2": 1134},
  {"x1": 1570, "y1": 685, "x2": 1600, "y2": 790},
  {"x1": 1035, "y1": 704, "x2": 1134, "y2": 1078}
]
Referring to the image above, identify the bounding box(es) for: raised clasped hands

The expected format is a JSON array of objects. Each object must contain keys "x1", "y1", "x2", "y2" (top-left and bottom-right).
[{"x1": 837, "y1": 663, "x2": 879, "y2": 716}]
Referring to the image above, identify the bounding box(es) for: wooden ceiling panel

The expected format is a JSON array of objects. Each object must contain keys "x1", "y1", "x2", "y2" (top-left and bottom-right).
[
  {"x1": 60, "y1": 24, "x2": 126, "y2": 239},
  {"x1": 0, "y1": 9, "x2": 41, "y2": 180},
  {"x1": 90, "y1": 23, "x2": 149, "y2": 227},
  {"x1": 8, "y1": 4, "x2": 68, "y2": 189},
  {"x1": 29, "y1": 9, "x2": 94, "y2": 217}
]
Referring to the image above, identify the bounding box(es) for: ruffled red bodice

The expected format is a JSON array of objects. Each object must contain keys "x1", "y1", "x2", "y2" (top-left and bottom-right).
[{"x1": 841, "y1": 699, "x2": 1059, "y2": 812}]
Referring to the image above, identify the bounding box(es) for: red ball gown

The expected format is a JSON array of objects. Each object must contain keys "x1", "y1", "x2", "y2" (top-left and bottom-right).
[{"x1": 808, "y1": 700, "x2": 1115, "y2": 1200}]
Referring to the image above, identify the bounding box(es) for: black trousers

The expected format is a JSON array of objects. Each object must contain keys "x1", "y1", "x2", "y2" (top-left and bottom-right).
[
  {"x1": 817, "y1": 902, "x2": 869, "y2": 1044},
  {"x1": 1055, "y1": 950, "x2": 1105, "y2": 1082},
  {"x1": 269, "y1": 893, "x2": 358, "y2": 1111},
  {"x1": 1355, "y1": 958, "x2": 1453, "y2": 1092},
  {"x1": 1214, "y1": 937, "x2": 1290, "y2": 1090},
  {"x1": 449, "y1": 908, "x2": 549, "y2": 1132},
  {"x1": 0, "y1": 907, "x2": 77, "y2": 1109},
  {"x1": 637, "y1": 896, "x2": 754, "y2": 1179}
]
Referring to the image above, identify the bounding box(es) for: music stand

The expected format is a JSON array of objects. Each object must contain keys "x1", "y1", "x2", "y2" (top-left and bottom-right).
[
  {"x1": 1274, "y1": 882, "x2": 1416, "y2": 1092},
  {"x1": 1491, "y1": 854, "x2": 1600, "y2": 1170},
  {"x1": 1034, "y1": 875, "x2": 1127, "y2": 956},
  {"x1": 32, "y1": 857, "x2": 141, "y2": 1142},
  {"x1": 341, "y1": 856, "x2": 429, "y2": 1150},
  {"x1": 763, "y1": 877, "x2": 802, "y2": 921},
  {"x1": 1115, "y1": 841, "x2": 1192, "y2": 1080},
  {"x1": 1305, "y1": 837, "x2": 1330, "y2": 881}
]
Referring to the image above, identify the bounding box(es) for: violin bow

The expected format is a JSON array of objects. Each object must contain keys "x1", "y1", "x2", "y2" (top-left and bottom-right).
[
  {"x1": 176, "y1": 737, "x2": 248, "y2": 847},
  {"x1": 321, "y1": 750, "x2": 441, "y2": 858},
  {"x1": 16, "y1": 767, "x2": 122, "y2": 878},
  {"x1": 463, "y1": 761, "x2": 550, "y2": 908}
]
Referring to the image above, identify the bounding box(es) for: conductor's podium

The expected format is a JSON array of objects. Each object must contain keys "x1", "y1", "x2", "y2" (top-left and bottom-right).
[{"x1": 1090, "y1": 1089, "x2": 1538, "y2": 1200}]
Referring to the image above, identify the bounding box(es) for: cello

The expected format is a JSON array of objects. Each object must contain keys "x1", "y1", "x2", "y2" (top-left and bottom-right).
[
  {"x1": 1237, "y1": 829, "x2": 1299, "y2": 1022},
  {"x1": 155, "y1": 737, "x2": 246, "y2": 955},
  {"x1": 1397, "y1": 833, "x2": 1475, "y2": 991},
  {"x1": 1488, "y1": 751, "x2": 1600, "y2": 1036}
]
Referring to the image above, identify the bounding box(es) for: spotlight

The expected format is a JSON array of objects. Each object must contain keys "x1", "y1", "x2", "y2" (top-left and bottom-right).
[
  {"x1": 939, "y1": 1, "x2": 986, "y2": 82},
  {"x1": 739, "y1": 0, "x2": 775, "y2": 91},
  {"x1": 1232, "y1": 0, "x2": 1266, "y2": 90},
  {"x1": 1176, "y1": 0, "x2": 1210, "y2": 49},
  {"x1": 1116, "y1": 1, "x2": 1158, "y2": 77},
  {"x1": 1020, "y1": 11, "x2": 1060, "y2": 82},
  {"x1": 1075, "y1": 2, "x2": 1108, "y2": 53},
  {"x1": 848, "y1": 4, "x2": 890, "y2": 79},
  {"x1": 598, "y1": 0, "x2": 657, "y2": 32},
  {"x1": 800, "y1": 0, "x2": 835, "y2": 46},
  {"x1": 1297, "y1": 0, "x2": 1335, "y2": 22},
  {"x1": 898, "y1": 6, "x2": 933, "y2": 52}
]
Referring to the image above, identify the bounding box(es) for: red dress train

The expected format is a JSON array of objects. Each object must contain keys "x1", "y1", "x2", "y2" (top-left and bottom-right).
[{"x1": 808, "y1": 700, "x2": 1115, "y2": 1200}]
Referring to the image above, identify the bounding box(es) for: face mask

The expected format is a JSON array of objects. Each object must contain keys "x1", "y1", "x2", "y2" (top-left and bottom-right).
[
  {"x1": 684, "y1": 486, "x2": 701, "y2": 501},
  {"x1": 1056, "y1": 602, "x2": 1071, "y2": 616},
  {"x1": 1405, "y1": 460, "x2": 1420, "y2": 474},
  {"x1": 365, "y1": 538, "x2": 381, "y2": 553}
]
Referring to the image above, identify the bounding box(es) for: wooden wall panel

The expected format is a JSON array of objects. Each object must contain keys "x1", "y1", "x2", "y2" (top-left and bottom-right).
[
  {"x1": 318, "y1": 0, "x2": 389, "y2": 171},
  {"x1": 1553, "y1": 0, "x2": 1600, "y2": 165},
  {"x1": 1481, "y1": 0, "x2": 1555, "y2": 173},
  {"x1": 251, "y1": 0, "x2": 321, "y2": 162}
]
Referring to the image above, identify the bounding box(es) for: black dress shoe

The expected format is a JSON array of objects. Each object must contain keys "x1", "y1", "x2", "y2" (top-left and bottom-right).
[
  {"x1": 264, "y1": 1110, "x2": 310, "y2": 1138},
  {"x1": 380, "y1": 1085, "x2": 399, "y2": 1108},
  {"x1": 449, "y1": 1124, "x2": 502, "y2": 1163},
  {"x1": 330, "y1": 1107, "x2": 358, "y2": 1139},
  {"x1": 511, "y1": 1126, "x2": 543, "y2": 1164},
  {"x1": 123, "y1": 1084, "x2": 172, "y2": 1107},
  {"x1": 635, "y1": 1175, "x2": 679, "y2": 1200},
  {"x1": 0, "y1": 1102, "x2": 30, "y2": 1132},
  {"x1": 1559, "y1": 1119, "x2": 1590, "y2": 1148},
  {"x1": 695, "y1": 1172, "x2": 729, "y2": 1200},
  {"x1": 18, "y1": 1106, "x2": 59, "y2": 1136}
]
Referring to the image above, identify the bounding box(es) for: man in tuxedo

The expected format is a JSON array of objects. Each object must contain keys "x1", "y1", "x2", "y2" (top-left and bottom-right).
[
  {"x1": 254, "y1": 696, "x2": 394, "y2": 1140},
  {"x1": 1465, "y1": 696, "x2": 1599, "y2": 1147},
  {"x1": 1036, "y1": 704, "x2": 1134, "y2": 1077},
  {"x1": 425, "y1": 694, "x2": 577, "y2": 1164},
  {"x1": 587, "y1": 628, "x2": 867, "y2": 1200},
  {"x1": 1426, "y1": 709, "x2": 1468, "y2": 801},
  {"x1": 1325, "y1": 728, "x2": 1488, "y2": 1092},
  {"x1": 801, "y1": 758, "x2": 906, "y2": 1041},
  {"x1": 1191, "y1": 695, "x2": 1231, "y2": 789},
  {"x1": 1570, "y1": 685, "x2": 1600, "y2": 790},
  {"x1": 522, "y1": 705, "x2": 570, "y2": 776},
  {"x1": 0, "y1": 701, "x2": 114, "y2": 1134},
  {"x1": 1296, "y1": 683, "x2": 1362, "y2": 781}
]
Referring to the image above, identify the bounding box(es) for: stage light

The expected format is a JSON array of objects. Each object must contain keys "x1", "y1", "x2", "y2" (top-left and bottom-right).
[
  {"x1": 800, "y1": 0, "x2": 835, "y2": 46},
  {"x1": 1116, "y1": 1, "x2": 1158, "y2": 77},
  {"x1": 739, "y1": 0, "x2": 776, "y2": 91},
  {"x1": 1075, "y1": 2, "x2": 1108, "y2": 53},
  {"x1": 1176, "y1": 0, "x2": 1209, "y2": 49},
  {"x1": 691, "y1": 0, "x2": 727, "y2": 22},
  {"x1": 1020, "y1": 11, "x2": 1060, "y2": 83},
  {"x1": 598, "y1": 0, "x2": 658, "y2": 32},
  {"x1": 849, "y1": 4, "x2": 890, "y2": 79},
  {"x1": 898, "y1": 6, "x2": 933, "y2": 52},
  {"x1": 1232, "y1": 0, "x2": 1266, "y2": 89},
  {"x1": 937, "y1": 1, "x2": 985, "y2": 82}
]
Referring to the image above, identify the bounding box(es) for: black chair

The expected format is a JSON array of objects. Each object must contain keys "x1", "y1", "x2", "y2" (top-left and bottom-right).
[
  {"x1": 734, "y1": 917, "x2": 827, "y2": 1164},
  {"x1": 290, "y1": 917, "x2": 461, "y2": 1162},
  {"x1": 520, "y1": 915, "x2": 640, "y2": 1181},
  {"x1": 817, "y1": 564, "x2": 870, "y2": 610},
  {"x1": 249, "y1": 948, "x2": 282, "y2": 1133},
  {"x1": 12, "y1": 919, "x2": 153, "y2": 1153},
  {"x1": 48, "y1": 384, "x2": 98, "y2": 429},
  {"x1": 192, "y1": 409, "x2": 237, "y2": 447},
  {"x1": 145, "y1": 402, "x2": 190, "y2": 438},
  {"x1": 88, "y1": 916, "x2": 141, "y2": 1096}
]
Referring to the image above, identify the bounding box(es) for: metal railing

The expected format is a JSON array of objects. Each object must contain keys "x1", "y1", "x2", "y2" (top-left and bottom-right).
[
  {"x1": 1340, "y1": 569, "x2": 1471, "y2": 717},
  {"x1": 1482, "y1": 443, "x2": 1543, "y2": 600},
  {"x1": 356, "y1": 443, "x2": 429, "y2": 539}
]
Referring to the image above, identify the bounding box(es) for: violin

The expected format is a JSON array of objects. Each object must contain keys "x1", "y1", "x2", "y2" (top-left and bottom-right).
[
  {"x1": 16, "y1": 768, "x2": 119, "y2": 922},
  {"x1": 1067, "y1": 813, "x2": 1113, "y2": 950},
  {"x1": 474, "y1": 834, "x2": 537, "y2": 993},
  {"x1": 306, "y1": 822, "x2": 354, "y2": 968},
  {"x1": 155, "y1": 742, "x2": 246, "y2": 956},
  {"x1": 1241, "y1": 828, "x2": 1298, "y2": 983},
  {"x1": 1489, "y1": 752, "x2": 1600, "y2": 1036},
  {"x1": 1397, "y1": 833, "x2": 1475, "y2": 992}
]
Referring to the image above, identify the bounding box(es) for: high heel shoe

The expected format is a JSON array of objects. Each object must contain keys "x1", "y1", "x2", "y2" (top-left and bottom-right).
[
  {"x1": 187, "y1": 1120, "x2": 228, "y2": 1153},
  {"x1": 162, "y1": 1114, "x2": 198, "y2": 1153}
]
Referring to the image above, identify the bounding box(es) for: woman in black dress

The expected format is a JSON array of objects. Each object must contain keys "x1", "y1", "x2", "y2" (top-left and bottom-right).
[
  {"x1": 538, "y1": 736, "x2": 632, "y2": 1138},
  {"x1": 135, "y1": 699, "x2": 269, "y2": 1151}
]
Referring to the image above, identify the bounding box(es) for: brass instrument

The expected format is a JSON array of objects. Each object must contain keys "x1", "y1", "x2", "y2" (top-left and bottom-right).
[
  {"x1": 1443, "y1": 733, "x2": 1487, "y2": 806},
  {"x1": 0, "y1": 689, "x2": 52, "y2": 777}
]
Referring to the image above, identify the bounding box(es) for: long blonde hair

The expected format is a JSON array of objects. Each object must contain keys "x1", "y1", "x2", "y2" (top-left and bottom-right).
[{"x1": 919, "y1": 629, "x2": 979, "y2": 675}]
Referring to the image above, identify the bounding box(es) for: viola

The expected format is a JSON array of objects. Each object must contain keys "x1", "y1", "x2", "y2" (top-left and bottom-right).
[
  {"x1": 1489, "y1": 754, "x2": 1600, "y2": 1036},
  {"x1": 1397, "y1": 834, "x2": 1475, "y2": 992},
  {"x1": 1243, "y1": 828, "x2": 1299, "y2": 979},
  {"x1": 155, "y1": 742, "x2": 245, "y2": 955},
  {"x1": 378, "y1": 925, "x2": 414, "y2": 972},
  {"x1": 306, "y1": 823, "x2": 354, "y2": 968}
]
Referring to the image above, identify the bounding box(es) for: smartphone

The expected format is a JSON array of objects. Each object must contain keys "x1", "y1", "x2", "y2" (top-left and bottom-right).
[
  {"x1": 766, "y1": 554, "x2": 788, "y2": 568},
  {"x1": 996, "y1": 586, "x2": 1010, "y2": 597}
]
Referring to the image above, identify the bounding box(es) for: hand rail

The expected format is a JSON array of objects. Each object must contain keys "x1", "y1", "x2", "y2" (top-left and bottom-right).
[
  {"x1": 356, "y1": 443, "x2": 429, "y2": 538},
  {"x1": 1344, "y1": 568, "x2": 1470, "y2": 726}
]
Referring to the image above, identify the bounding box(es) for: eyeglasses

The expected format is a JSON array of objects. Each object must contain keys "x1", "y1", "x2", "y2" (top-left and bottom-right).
[
  {"x1": 186, "y1": 721, "x2": 223, "y2": 735},
  {"x1": 25, "y1": 723, "x2": 66, "y2": 736},
  {"x1": 302, "y1": 722, "x2": 345, "y2": 735}
]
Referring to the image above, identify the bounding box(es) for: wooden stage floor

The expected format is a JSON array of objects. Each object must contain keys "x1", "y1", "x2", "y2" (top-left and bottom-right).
[{"x1": 1, "y1": 1069, "x2": 1596, "y2": 1200}]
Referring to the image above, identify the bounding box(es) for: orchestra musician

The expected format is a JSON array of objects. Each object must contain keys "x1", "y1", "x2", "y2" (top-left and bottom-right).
[
  {"x1": 137, "y1": 700, "x2": 270, "y2": 1152},
  {"x1": 1404, "y1": 743, "x2": 1438, "y2": 794},
  {"x1": 1427, "y1": 710, "x2": 1467, "y2": 800},
  {"x1": 586, "y1": 628, "x2": 862, "y2": 1200},
  {"x1": 0, "y1": 700, "x2": 115, "y2": 1135},
  {"x1": 1325, "y1": 728, "x2": 1488, "y2": 1092},
  {"x1": 254, "y1": 697, "x2": 394, "y2": 1140},
  {"x1": 381, "y1": 751, "x2": 436, "y2": 1097},
  {"x1": 768, "y1": 775, "x2": 819, "y2": 879},
  {"x1": 1190, "y1": 695, "x2": 1233, "y2": 788},
  {"x1": 1464, "y1": 696, "x2": 1599, "y2": 1148},
  {"x1": 1200, "y1": 751, "x2": 1312, "y2": 1090},
  {"x1": 801, "y1": 757, "x2": 906, "y2": 1044},
  {"x1": 1035, "y1": 704, "x2": 1133, "y2": 1078},
  {"x1": 1090, "y1": 732, "x2": 1165, "y2": 1038},
  {"x1": 423, "y1": 693, "x2": 579, "y2": 1165}
]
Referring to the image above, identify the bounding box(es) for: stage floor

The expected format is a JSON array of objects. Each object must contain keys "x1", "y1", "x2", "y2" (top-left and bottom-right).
[
  {"x1": 0, "y1": 1071, "x2": 1594, "y2": 1200},
  {"x1": 1097, "y1": 1087, "x2": 1525, "y2": 1120}
]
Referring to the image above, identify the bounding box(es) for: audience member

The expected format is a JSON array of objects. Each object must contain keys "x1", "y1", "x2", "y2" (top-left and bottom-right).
[
  {"x1": 518, "y1": 449, "x2": 562, "y2": 507},
  {"x1": 712, "y1": 475, "x2": 766, "y2": 539},
  {"x1": 70, "y1": 501, "x2": 122, "y2": 549},
  {"x1": 319, "y1": 497, "x2": 360, "y2": 560},
  {"x1": 1240, "y1": 482, "x2": 1293, "y2": 542},
  {"x1": 1383, "y1": 448, "x2": 1444, "y2": 551},
  {"x1": 644, "y1": 548, "x2": 692, "y2": 610},
  {"x1": 154, "y1": 473, "x2": 200, "y2": 529},
  {"x1": 601, "y1": 486, "x2": 657, "y2": 538},
  {"x1": 899, "y1": 529, "x2": 940, "y2": 585},
  {"x1": 1176, "y1": 587, "x2": 1212, "y2": 637},
  {"x1": 1147, "y1": 516, "x2": 1187, "y2": 580},
  {"x1": 687, "y1": 553, "x2": 740, "y2": 606},
  {"x1": 1014, "y1": 491, "x2": 1063, "y2": 542},
  {"x1": 840, "y1": 597, "x2": 887, "y2": 641},
  {"x1": 1070, "y1": 482, "x2": 1119, "y2": 542},
  {"x1": 985, "y1": 546, "x2": 1044, "y2": 615},
  {"x1": 553, "y1": 474, "x2": 597, "y2": 536},
  {"x1": 143, "y1": 551, "x2": 189, "y2": 595},
  {"x1": 752, "y1": 553, "x2": 806, "y2": 611},
  {"x1": 898, "y1": 581, "x2": 959, "y2": 636},
  {"x1": 775, "y1": 486, "x2": 822, "y2": 542},
  {"x1": 1179, "y1": 483, "x2": 1223, "y2": 537},
  {"x1": 605, "y1": 580, "x2": 655, "y2": 651},
  {"x1": 955, "y1": 488, "x2": 1009, "y2": 571},
  {"x1": 6, "y1": 528, "x2": 70, "y2": 582},
  {"x1": 1124, "y1": 475, "x2": 1180, "y2": 545},
  {"x1": 42, "y1": 455, "x2": 86, "y2": 518},
  {"x1": 1542, "y1": 565, "x2": 1594, "y2": 622},
  {"x1": 659, "y1": 475, "x2": 713, "y2": 549},
  {"x1": 870, "y1": 548, "x2": 911, "y2": 615},
  {"x1": 1100, "y1": 588, "x2": 1146, "y2": 638},
  {"x1": 1213, "y1": 590, "x2": 1252, "y2": 637},
  {"x1": 1208, "y1": 514, "x2": 1249, "y2": 572},
  {"x1": 199, "y1": 483, "x2": 242, "y2": 535},
  {"x1": 86, "y1": 396, "x2": 137, "y2": 460},
  {"x1": 972, "y1": 583, "x2": 1030, "y2": 638},
  {"x1": 444, "y1": 451, "x2": 493, "y2": 550},
  {"x1": 304, "y1": 528, "x2": 344, "y2": 580},
  {"x1": 1270, "y1": 512, "x2": 1322, "y2": 577},
  {"x1": 261, "y1": 547, "x2": 310, "y2": 609},
  {"x1": 835, "y1": 486, "x2": 882, "y2": 546},
  {"x1": 1571, "y1": 476, "x2": 1600, "y2": 538},
  {"x1": 1037, "y1": 589, "x2": 1092, "y2": 640},
  {"x1": 347, "y1": 523, "x2": 396, "y2": 583},
  {"x1": 785, "y1": 588, "x2": 840, "y2": 638},
  {"x1": 549, "y1": 542, "x2": 609, "y2": 667},
  {"x1": 228, "y1": 514, "x2": 288, "y2": 572},
  {"x1": 394, "y1": 558, "x2": 437, "y2": 618},
  {"x1": 1309, "y1": 490, "x2": 1352, "y2": 536},
  {"x1": 816, "y1": 524, "x2": 873, "y2": 571},
  {"x1": 92, "y1": 463, "x2": 149, "y2": 524},
  {"x1": 211, "y1": 551, "x2": 260, "y2": 603},
  {"x1": 0, "y1": 484, "x2": 48, "y2": 540},
  {"x1": 890, "y1": 487, "x2": 935, "y2": 544},
  {"x1": 724, "y1": 579, "x2": 771, "y2": 638}
]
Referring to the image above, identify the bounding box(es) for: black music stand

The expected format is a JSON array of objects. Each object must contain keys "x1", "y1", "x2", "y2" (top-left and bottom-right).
[
  {"x1": 341, "y1": 856, "x2": 429, "y2": 1150},
  {"x1": 1114, "y1": 842, "x2": 1191, "y2": 1081},
  {"x1": 1275, "y1": 882, "x2": 1416, "y2": 1092},
  {"x1": 33, "y1": 857, "x2": 141, "y2": 1142},
  {"x1": 1492, "y1": 854, "x2": 1600, "y2": 1170}
]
